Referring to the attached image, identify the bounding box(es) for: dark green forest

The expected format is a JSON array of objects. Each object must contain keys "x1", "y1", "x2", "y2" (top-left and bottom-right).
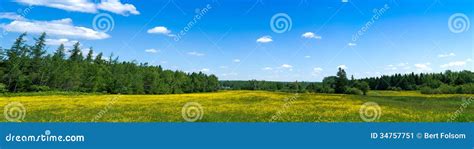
[
  {"x1": 0, "y1": 33, "x2": 219, "y2": 94},
  {"x1": 222, "y1": 68, "x2": 474, "y2": 95}
]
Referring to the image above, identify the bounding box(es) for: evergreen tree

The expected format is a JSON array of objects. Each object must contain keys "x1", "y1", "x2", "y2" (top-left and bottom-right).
[{"x1": 335, "y1": 68, "x2": 348, "y2": 93}]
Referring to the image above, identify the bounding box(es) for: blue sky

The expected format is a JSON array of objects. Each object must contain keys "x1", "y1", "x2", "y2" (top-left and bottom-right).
[{"x1": 0, "y1": 0, "x2": 472, "y2": 81}]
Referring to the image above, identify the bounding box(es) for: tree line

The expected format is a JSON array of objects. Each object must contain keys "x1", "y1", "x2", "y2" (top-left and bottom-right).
[
  {"x1": 222, "y1": 68, "x2": 474, "y2": 95},
  {"x1": 222, "y1": 68, "x2": 370, "y2": 95},
  {"x1": 0, "y1": 33, "x2": 219, "y2": 94},
  {"x1": 359, "y1": 70, "x2": 474, "y2": 94}
]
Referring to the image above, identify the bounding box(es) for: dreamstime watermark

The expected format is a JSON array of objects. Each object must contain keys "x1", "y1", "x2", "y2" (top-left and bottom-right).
[
  {"x1": 269, "y1": 93, "x2": 299, "y2": 122},
  {"x1": 5, "y1": 129, "x2": 85, "y2": 142},
  {"x1": 351, "y1": 4, "x2": 390, "y2": 43},
  {"x1": 92, "y1": 13, "x2": 115, "y2": 33},
  {"x1": 359, "y1": 102, "x2": 381, "y2": 122},
  {"x1": 181, "y1": 102, "x2": 204, "y2": 122},
  {"x1": 173, "y1": 4, "x2": 213, "y2": 42},
  {"x1": 91, "y1": 96, "x2": 120, "y2": 122},
  {"x1": 0, "y1": 6, "x2": 35, "y2": 39},
  {"x1": 448, "y1": 13, "x2": 470, "y2": 33},
  {"x1": 270, "y1": 13, "x2": 292, "y2": 33},
  {"x1": 3, "y1": 102, "x2": 26, "y2": 122},
  {"x1": 447, "y1": 96, "x2": 473, "y2": 122}
]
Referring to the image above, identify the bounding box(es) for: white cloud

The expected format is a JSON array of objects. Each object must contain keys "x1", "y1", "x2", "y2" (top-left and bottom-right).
[
  {"x1": 0, "y1": 18, "x2": 110, "y2": 40},
  {"x1": 281, "y1": 64, "x2": 293, "y2": 68},
  {"x1": 187, "y1": 51, "x2": 204, "y2": 56},
  {"x1": 14, "y1": 0, "x2": 139, "y2": 16},
  {"x1": 97, "y1": 0, "x2": 140, "y2": 16},
  {"x1": 200, "y1": 68, "x2": 210, "y2": 72},
  {"x1": 220, "y1": 72, "x2": 238, "y2": 77},
  {"x1": 348, "y1": 43, "x2": 357, "y2": 47},
  {"x1": 262, "y1": 67, "x2": 272, "y2": 71},
  {"x1": 0, "y1": 12, "x2": 25, "y2": 20},
  {"x1": 147, "y1": 26, "x2": 175, "y2": 37},
  {"x1": 385, "y1": 64, "x2": 397, "y2": 70},
  {"x1": 302, "y1": 32, "x2": 321, "y2": 39},
  {"x1": 440, "y1": 59, "x2": 471, "y2": 68},
  {"x1": 45, "y1": 38, "x2": 78, "y2": 46},
  {"x1": 233, "y1": 59, "x2": 241, "y2": 63},
  {"x1": 397, "y1": 62, "x2": 409, "y2": 67},
  {"x1": 145, "y1": 48, "x2": 159, "y2": 53},
  {"x1": 414, "y1": 63, "x2": 432, "y2": 72},
  {"x1": 385, "y1": 62, "x2": 410, "y2": 71},
  {"x1": 338, "y1": 65, "x2": 347, "y2": 69},
  {"x1": 312, "y1": 67, "x2": 323, "y2": 76},
  {"x1": 438, "y1": 52, "x2": 456, "y2": 58},
  {"x1": 304, "y1": 55, "x2": 311, "y2": 58},
  {"x1": 147, "y1": 26, "x2": 171, "y2": 34},
  {"x1": 15, "y1": 0, "x2": 97, "y2": 13},
  {"x1": 256, "y1": 36, "x2": 272, "y2": 43}
]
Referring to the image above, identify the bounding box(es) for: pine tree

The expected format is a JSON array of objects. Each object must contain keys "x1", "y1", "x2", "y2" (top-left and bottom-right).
[
  {"x1": 335, "y1": 68, "x2": 348, "y2": 93},
  {"x1": 29, "y1": 32, "x2": 47, "y2": 86}
]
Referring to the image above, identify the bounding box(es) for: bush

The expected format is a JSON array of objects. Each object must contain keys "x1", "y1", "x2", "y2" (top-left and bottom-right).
[
  {"x1": 388, "y1": 87, "x2": 402, "y2": 91},
  {"x1": 420, "y1": 86, "x2": 436, "y2": 94},
  {"x1": 0, "y1": 83, "x2": 7, "y2": 93},
  {"x1": 421, "y1": 83, "x2": 474, "y2": 94},
  {"x1": 29, "y1": 85, "x2": 51, "y2": 92},
  {"x1": 438, "y1": 84, "x2": 457, "y2": 94},
  {"x1": 458, "y1": 83, "x2": 474, "y2": 94},
  {"x1": 344, "y1": 87, "x2": 363, "y2": 95}
]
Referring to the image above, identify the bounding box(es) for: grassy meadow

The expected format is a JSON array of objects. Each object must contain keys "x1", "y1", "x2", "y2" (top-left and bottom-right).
[{"x1": 0, "y1": 90, "x2": 472, "y2": 122}]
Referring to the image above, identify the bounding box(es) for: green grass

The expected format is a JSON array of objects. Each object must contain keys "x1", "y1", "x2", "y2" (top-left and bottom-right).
[{"x1": 0, "y1": 90, "x2": 472, "y2": 122}]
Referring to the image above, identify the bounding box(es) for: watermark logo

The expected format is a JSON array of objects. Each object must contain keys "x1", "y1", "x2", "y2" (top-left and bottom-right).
[
  {"x1": 359, "y1": 102, "x2": 381, "y2": 122},
  {"x1": 270, "y1": 13, "x2": 292, "y2": 33},
  {"x1": 92, "y1": 13, "x2": 115, "y2": 33},
  {"x1": 351, "y1": 4, "x2": 390, "y2": 43},
  {"x1": 91, "y1": 96, "x2": 120, "y2": 122},
  {"x1": 270, "y1": 93, "x2": 299, "y2": 122},
  {"x1": 4, "y1": 102, "x2": 26, "y2": 122},
  {"x1": 448, "y1": 13, "x2": 470, "y2": 33},
  {"x1": 181, "y1": 102, "x2": 204, "y2": 122},
  {"x1": 447, "y1": 96, "x2": 472, "y2": 122},
  {"x1": 173, "y1": 4, "x2": 213, "y2": 42}
]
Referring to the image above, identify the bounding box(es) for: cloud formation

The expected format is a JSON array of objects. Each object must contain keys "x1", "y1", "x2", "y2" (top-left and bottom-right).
[
  {"x1": 187, "y1": 51, "x2": 205, "y2": 56},
  {"x1": 302, "y1": 32, "x2": 321, "y2": 39},
  {"x1": 147, "y1": 26, "x2": 175, "y2": 37},
  {"x1": 45, "y1": 38, "x2": 78, "y2": 46},
  {"x1": 0, "y1": 18, "x2": 110, "y2": 40},
  {"x1": 256, "y1": 36, "x2": 272, "y2": 43},
  {"x1": 438, "y1": 52, "x2": 455, "y2": 58},
  {"x1": 440, "y1": 59, "x2": 471, "y2": 68},
  {"x1": 0, "y1": 12, "x2": 25, "y2": 20},
  {"x1": 414, "y1": 63, "x2": 432, "y2": 72},
  {"x1": 97, "y1": 0, "x2": 140, "y2": 16},
  {"x1": 145, "y1": 48, "x2": 159, "y2": 53},
  {"x1": 14, "y1": 0, "x2": 139, "y2": 16}
]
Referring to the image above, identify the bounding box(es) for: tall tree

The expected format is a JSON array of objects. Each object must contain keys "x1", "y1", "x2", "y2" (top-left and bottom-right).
[
  {"x1": 335, "y1": 68, "x2": 348, "y2": 93},
  {"x1": 29, "y1": 32, "x2": 47, "y2": 86}
]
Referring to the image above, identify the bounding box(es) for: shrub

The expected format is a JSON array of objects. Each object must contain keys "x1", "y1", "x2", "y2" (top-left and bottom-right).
[
  {"x1": 421, "y1": 83, "x2": 474, "y2": 94},
  {"x1": 0, "y1": 83, "x2": 7, "y2": 93},
  {"x1": 458, "y1": 83, "x2": 474, "y2": 94},
  {"x1": 29, "y1": 85, "x2": 51, "y2": 92},
  {"x1": 388, "y1": 87, "x2": 402, "y2": 91},
  {"x1": 438, "y1": 84, "x2": 456, "y2": 94},
  {"x1": 420, "y1": 86, "x2": 435, "y2": 94},
  {"x1": 344, "y1": 87, "x2": 363, "y2": 95}
]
